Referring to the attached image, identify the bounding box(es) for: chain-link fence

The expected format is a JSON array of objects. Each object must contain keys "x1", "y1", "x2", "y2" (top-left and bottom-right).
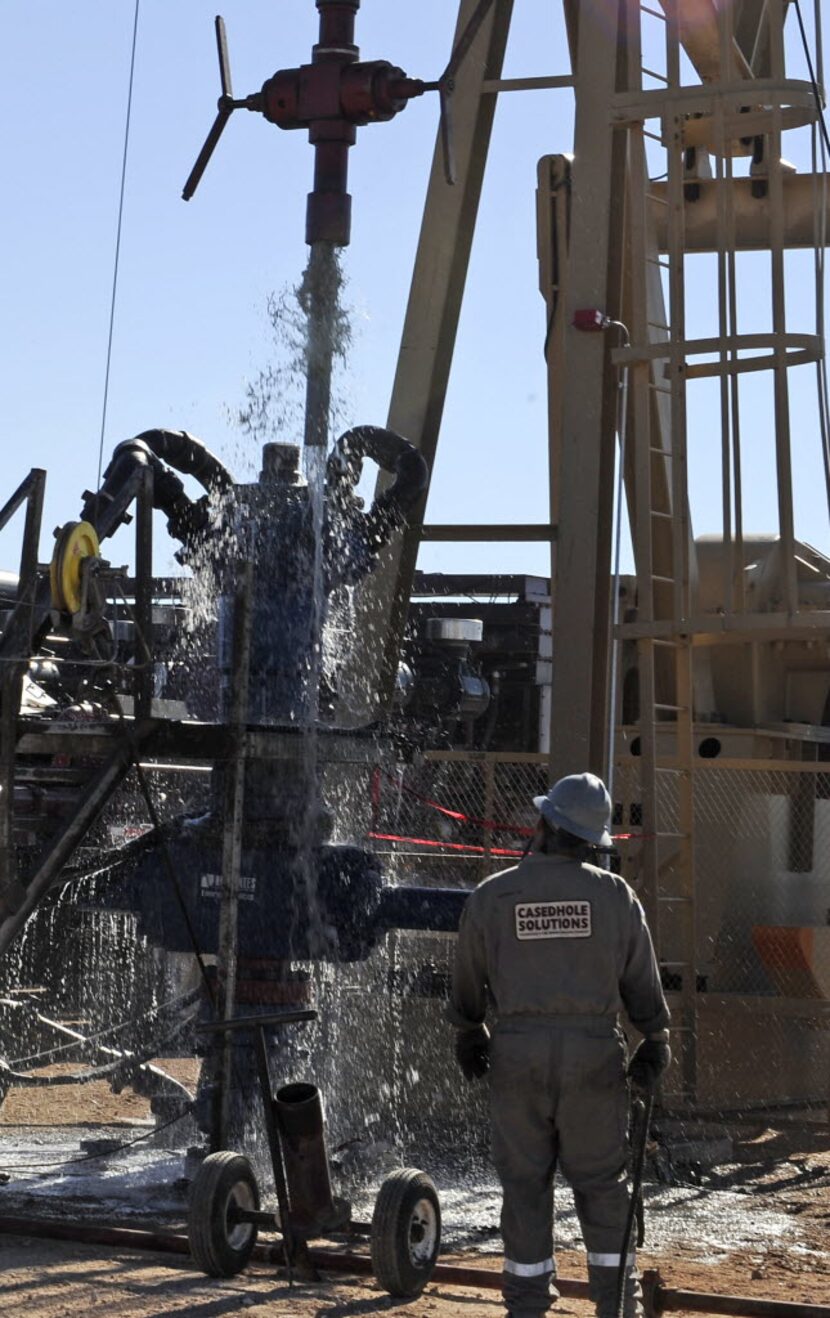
[
  {"x1": 367, "y1": 752, "x2": 830, "y2": 1120},
  {"x1": 367, "y1": 753, "x2": 549, "y2": 886}
]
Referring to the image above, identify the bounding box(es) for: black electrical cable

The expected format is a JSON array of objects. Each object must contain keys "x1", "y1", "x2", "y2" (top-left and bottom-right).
[
  {"x1": 129, "y1": 752, "x2": 217, "y2": 1011},
  {"x1": 8, "y1": 987, "x2": 202, "y2": 1069},
  {"x1": 616, "y1": 1091, "x2": 653, "y2": 1318},
  {"x1": 793, "y1": 0, "x2": 830, "y2": 522},
  {"x1": 793, "y1": 0, "x2": 830, "y2": 156},
  {"x1": 0, "y1": 1104, "x2": 193, "y2": 1173},
  {"x1": 0, "y1": 1022, "x2": 197, "y2": 1088},
  {"x1": 97, "y1": 666, "x2": 216, "y2": 1011}
]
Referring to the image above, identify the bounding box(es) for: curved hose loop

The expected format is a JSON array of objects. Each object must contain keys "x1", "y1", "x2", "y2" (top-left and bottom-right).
[
  {"x1": 82, "y1": 434, "x2": 230, "y2": 551},
  {"x1": 324, "y1": 427, "x2": 428, "y2": 588},
  {"x1": 135, "y1": 429, "x2": 234, "y2": 496},
  {"x1": 327, "y1": 425, "x2": 428, "y2": 518}
]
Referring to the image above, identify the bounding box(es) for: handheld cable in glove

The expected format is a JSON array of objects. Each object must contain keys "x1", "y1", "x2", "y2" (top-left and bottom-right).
[
  {"x1": 455, "y1": 1024, "x2": 490, "y2": 1082},
  {"x1": 627, "y1": 1036, "x2": 671, "y2": 1092}
]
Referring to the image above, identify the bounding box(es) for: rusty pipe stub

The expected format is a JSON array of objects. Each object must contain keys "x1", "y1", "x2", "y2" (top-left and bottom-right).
[{"x1": 273, "y1": 1081, "x2": 335, "y2": 1231}]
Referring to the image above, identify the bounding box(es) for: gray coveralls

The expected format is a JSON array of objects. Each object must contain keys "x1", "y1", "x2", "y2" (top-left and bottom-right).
[{"x1": 448, "y1": 851, "x2": 669, "y2": 1318}]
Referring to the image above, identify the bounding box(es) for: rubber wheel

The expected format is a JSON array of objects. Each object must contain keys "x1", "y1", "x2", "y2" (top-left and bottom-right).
[
  {"x1": 370, "y1": 1168, "x2": 441, "y2": 1297},
  {"x1": 188, "y1": 1151, "x2": 260, "y2": 1278}
]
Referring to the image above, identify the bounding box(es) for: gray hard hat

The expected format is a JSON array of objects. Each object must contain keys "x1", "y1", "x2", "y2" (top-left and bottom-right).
[{"x1": 533, "y1": 772, "x2": 613, "y2": 848}]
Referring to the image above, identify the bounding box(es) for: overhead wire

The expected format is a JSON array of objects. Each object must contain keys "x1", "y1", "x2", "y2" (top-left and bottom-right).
[
  {"x1": 793, "y1": 0, "x2": 830, "y2": 155},
  {"x1": 793, "y1": 0, "x2": 830, "y2": 521},
  {"x1": 96, "y1": 0, "x2": 142, "y2": 498}
]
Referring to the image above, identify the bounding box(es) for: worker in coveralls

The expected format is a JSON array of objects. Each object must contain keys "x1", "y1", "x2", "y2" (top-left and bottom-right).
[{"x1": 448, "y1": 773, "x2": 671, "y2": 1318}]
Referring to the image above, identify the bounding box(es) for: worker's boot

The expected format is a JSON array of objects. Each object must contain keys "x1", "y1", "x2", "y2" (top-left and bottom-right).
[
  {"x1": 503, "y1": 1270, "x2": 563, "y2": 1312},
  {"x1": 589, "y1": 1264, "x2": 643, "y2": 1318}
]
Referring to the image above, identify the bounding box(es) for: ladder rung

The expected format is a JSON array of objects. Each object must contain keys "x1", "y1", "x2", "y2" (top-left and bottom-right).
[
  {"x1": 651, "y1": 574, "x2": 675, "y2": 584},
  {"x1": 654, "y1": 702, "x2": 687, "y2": 711},
  {"x1": 647, "y1": 257, "x2": 671, "y2": 269},
  {"x1": 648, "y1": 320, "x2": 670, "y2": 330},
  {"x1": 658, "y1": 895, "x2": 694, "y2": 904},
  {"x1": 653, "y1": 638, "x2": 680, "y2": 648},
  {"x1": 651, "y1": 509, "x2": 673, "y2": 519},
  {"x1": 646, "y1": 194, "x2": 670, "y2": 207},
  {"x1": 656, "y1": 830, "x2": 690, "y2": 838},
  {"x1": 640, "y1": 3, "x2": 668, "y2": 19},
  {"x1": 649, "y1": 382, "x2": 672, "y2": 394},
  {"x1": 650, "y1": 446, "x2": 673, "y2": 456},
  {"x1": 661, "y1": 960, "x2": 692, "y2": 968},
  {"x1": 642, "y1": 66, "x2": 669, "y2": 83}
]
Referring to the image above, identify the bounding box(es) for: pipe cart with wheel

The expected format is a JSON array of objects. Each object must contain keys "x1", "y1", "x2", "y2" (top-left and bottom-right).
[{"x1": 188, "y1": 1010, "x2": 442, "y2": 1299}]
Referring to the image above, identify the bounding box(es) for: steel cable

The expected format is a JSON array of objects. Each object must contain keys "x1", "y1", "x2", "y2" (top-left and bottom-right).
[
  {"x1": 6, "y1": 986, "x2": 203, "y2": 1070},
  {"x1": 793, "y1": 0, "x2": 830, "y2": 522},
  {"x1": 0, "y1": 1104, "x2": 192, "y2": 1173},
  {"x1": 95, "y1": 0, "x2": 142, "y2": 499}
]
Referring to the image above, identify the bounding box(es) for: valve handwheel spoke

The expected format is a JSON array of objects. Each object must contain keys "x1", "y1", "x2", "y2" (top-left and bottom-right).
[
  {"x1": 181, "y1": 1, "x2": 501, "y2": 228},
  {"x1": 216, "y1": 15, "x2": 233, "y2": 100}
]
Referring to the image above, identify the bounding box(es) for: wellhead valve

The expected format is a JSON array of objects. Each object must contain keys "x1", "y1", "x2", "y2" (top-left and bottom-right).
[{"x1": 182, "y1": 0, "x2": 499, "y2": 245}]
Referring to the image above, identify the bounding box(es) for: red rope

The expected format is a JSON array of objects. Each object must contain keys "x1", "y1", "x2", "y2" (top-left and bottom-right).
[
  {"x1": 368, "y1": 828, "x2": 651, "y2": 854},
  {"x1": 381, "y1": 773, "x2": 534, "y2": 836},
  {"x1": 367, "y1": 831, "x2": 525, "y2": 858},
  {"x1": 377, "y1": 774, "x2": 653, "y2": 844}
]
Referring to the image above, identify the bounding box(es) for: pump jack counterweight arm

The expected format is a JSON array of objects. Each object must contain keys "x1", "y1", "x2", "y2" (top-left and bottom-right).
[{"x1": 442, "y1": 0, "x2": 499, "y2": 83}]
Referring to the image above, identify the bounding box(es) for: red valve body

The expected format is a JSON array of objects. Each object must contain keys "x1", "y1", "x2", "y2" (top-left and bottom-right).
[
  {"x1": 262, "y1": 61, "x2": 419, "y2": 131},
  {"x1": 257, "y1": 0, "x2": 424, "y2": 245}
]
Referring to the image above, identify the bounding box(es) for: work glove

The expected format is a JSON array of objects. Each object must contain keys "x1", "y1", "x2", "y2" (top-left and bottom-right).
[
  {"x1": 455, "y1": 1024, "x2": 490, "y2": 1081},
  {"x1": 627, "y1": 1036, "x2": 671, "y2": 1092}
]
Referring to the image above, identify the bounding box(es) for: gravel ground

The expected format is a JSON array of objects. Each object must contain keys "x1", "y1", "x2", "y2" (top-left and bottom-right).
[
  {"x1": 0, "y1": 1071, "x2": 828, "y2": 1313},
  {"x1": 0, "y1": 1236, "x2": 828, "y2": 1318}
]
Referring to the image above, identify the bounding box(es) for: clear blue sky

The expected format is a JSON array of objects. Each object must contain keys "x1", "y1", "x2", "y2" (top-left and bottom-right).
[{"x1": 2, "y1": 1, "x2": 827, "y2": 582}]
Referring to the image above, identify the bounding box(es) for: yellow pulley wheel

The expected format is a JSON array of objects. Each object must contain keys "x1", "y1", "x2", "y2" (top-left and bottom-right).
[{"x1": 50, "y1": 521, "x2": 101, "y2": 615}]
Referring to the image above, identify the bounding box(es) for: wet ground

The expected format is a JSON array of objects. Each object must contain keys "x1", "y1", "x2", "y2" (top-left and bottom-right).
[
  {"x1": 0, "y1": 1075, "x2": 828, "y2": 1311},
  {"x1": 1, "y1": 1117, "x2": 829, "y2": 1308},
  {"x1": 0, "y1": 1120, "x2": 822, "y2": 1259}
]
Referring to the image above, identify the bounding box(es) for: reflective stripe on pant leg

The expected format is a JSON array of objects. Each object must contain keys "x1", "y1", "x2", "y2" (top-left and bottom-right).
[
  {"x1": 504, "y1": 1257, "x2": 556, "y2": 1277},
  {"x1": 498, "y1": 1181, "x2": 559, "y2": 1314},
  {"x1": 502, "y1": 1257, "x2": 559, "y2": 1316},
  {"x1": 587, "y1": 1252, "x2": 636, "y2": 1271}
]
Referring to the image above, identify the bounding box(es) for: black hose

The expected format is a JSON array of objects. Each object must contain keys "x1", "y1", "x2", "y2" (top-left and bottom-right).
[
  {"x1": 135, "y1": 429, "x2": 234, "y2": 495},
  {"x1": 327, "y1": 425, "x2": 428, "y2": 519},
  {"x1": 616, "y1": 1091, "x2": 654, "y2": 1318},
  {"x1": 325, "y1": 427, "x2": 428, "y2": 584},
  {"x1": 81, "y1": 439, "x2": 218, "y2": 550}
]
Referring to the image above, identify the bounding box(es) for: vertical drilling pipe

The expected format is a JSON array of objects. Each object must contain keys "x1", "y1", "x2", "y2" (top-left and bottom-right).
[
  {"x1": 303, "y1": 1, "x2": 359, "y2": 450},
  {"x1": 303, "y1": 244, "x2": 342, "y2": 450}
]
